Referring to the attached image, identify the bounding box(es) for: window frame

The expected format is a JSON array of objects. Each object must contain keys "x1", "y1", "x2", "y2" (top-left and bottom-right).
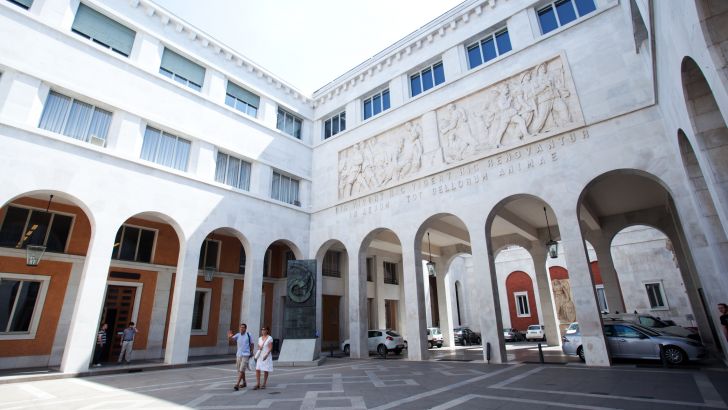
[
  {"x1": 537, "y1": 0, "x2": 597, "y2": 35},
  {"x1": 410, "y1": 61, "x2": 445, "y2": 97},
  {"x1": 322, "y1": 250, "x2": 341, "y2": 278},
  {"x1": 159, "y1": 48, "x2": 205, "y2": 92},
  {"x1": 0, "y1": 204, "x2": 76, "y2": 253},
  {"x1": 362, "y1": 88, "x2": 391, "y2": 121},
  {"x1": 270, "y1": 170, "x2": 301, "y2": 206},
  {"x1": 112, "y1": 224, "x2": 158, "y2": 263},
  {"x1": 214, "y1": 150, "x2": 252, "y2": 191},
  {"x1": 71, "y1": 3, "x2": 136, "y2": 57},
  {"x1": 644, "y1": 280, "x2": 669, "y2": 310},
  {"x1": 0, "y1": 273, "x2": 51, "y2": 340},
  {"x1": 191, "y1": 288, "x2": 212, "y2": 335},
  {"x1": 276, "y1": 107, "x2": 303, "y2": 139},
  {"x1": 140, "y1": 126, "x2": 192, "y2": 172},
  {"x1": 224, "y1": 80, "x2": 259, "y2": 118},
  {"x1": 383, "y1": 261, "x2": 398, "y2": 285},
  {"x1": 38, "y1": 90, "x2": 113, "y2": 146},
  {"x1": 465, "y1": 27, "x2": 512, "y2": 70},
  {"x1": 323, "y1": 110, "x2": 346, "y2": 140},
  {"x1": 595, "y1": 284, "x2": 609, "y2": 313},
  {"x1": 198, "y1": 238, "x2": 221, "y2": 270},
  {"x1": 514, "y1": 291, "x2": 531, "y2": 317}
]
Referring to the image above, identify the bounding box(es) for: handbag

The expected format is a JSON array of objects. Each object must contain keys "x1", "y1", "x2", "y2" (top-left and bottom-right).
[{"x1": 248, "y1": 357, "x2": 256, "y2": 371}]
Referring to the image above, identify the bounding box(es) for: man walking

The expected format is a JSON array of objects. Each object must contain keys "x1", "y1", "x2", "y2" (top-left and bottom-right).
[
  {"x1": 118, "y1": 322, "x2": 139, "y2": 364},
  {"x1": 92, "y1": 323, "x2": 108, "y2": 367},
  {"x1": 228, "y1": 323, "x2": 254, "y2": 391}
]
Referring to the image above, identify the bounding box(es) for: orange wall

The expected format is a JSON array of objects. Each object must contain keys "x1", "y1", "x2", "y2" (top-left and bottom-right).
[
  {"x1": 263, "y1": 282, "x2": 274, "y2": 330},
  {"x1": 0, "y1": 257, "x2": 71, "y2": 357},
  {"x1": 230, "y1": 279, "x2": 243, "y2": 329},
  {"x1": 189, "y1": 276, "x2": 222, "y2": 348},
  {"x1": 217, "y1": 235, "x2": 243, "y2": 273},
  {"x1": 106, "y1": 267, "x2": 158, "y2": 350}
]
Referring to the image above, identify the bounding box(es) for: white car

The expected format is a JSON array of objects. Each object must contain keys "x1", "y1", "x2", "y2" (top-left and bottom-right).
[
  {"x1": 341, "y1": 329, "x2": 406, "y2": 356},
  {"x1": 525, "y1": 324, "x2": 546, "y2": 341},
  {"x1": 427, "y1": 327, "x2": 443, "y2": 348}
]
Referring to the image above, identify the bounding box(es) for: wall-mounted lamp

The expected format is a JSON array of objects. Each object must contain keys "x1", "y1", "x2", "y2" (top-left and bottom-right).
[
  {"x1": 543, "y1": 206, "x2": 558, "y2": 259},
  {"x1": 26, "y1": 195, "x2": 53, "y2": 266},
  {"x1": 426, "y1": 232, "x2": 436, "y2": 277}
]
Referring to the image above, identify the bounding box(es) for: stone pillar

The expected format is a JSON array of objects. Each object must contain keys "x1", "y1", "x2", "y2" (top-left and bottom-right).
[
  {"x1": 348, "y1": 248, "x2": 368, "y2": 358},
  {"x1": 591, "y1": 234, "x2": 625, "y2": 314},
  {"x1": 59, "y1": 221, "x2": 116, "y2": 373},
  {"x1": 147, "y1": 270, "x2": 172, "y2": 359},
  {"x1": 435, "y1": 261, "x2": 455, "y2": 348},
  {"x1": 556, "y1": 208, "x2": 610, "y2": 366},
  {"x1": 529, "y1": 246, "x2": 560, "y2": 346},
  {"x1": 401, "y1": 232, "x2": 428, "y2": 360},
  {"x1": 164, "y1": 236, "x2": 202, "y2": 365},
  {"x1": 314, "y1": 250, "x2": 323, "y2": 353},
  {"x1": 240, "y1": 242, "x2": 266, "y2": 343},
  {"x1": 469, "y1": 230, "x2": 506, "y2": 363},
  {"x1": 217, "y1": 277, "x2": 234, "y2": 351}
]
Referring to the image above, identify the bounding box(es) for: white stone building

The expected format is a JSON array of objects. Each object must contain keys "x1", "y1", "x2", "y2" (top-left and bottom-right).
[{"x1": 1, "y1": 0, "x2": 727, "y2": 373}]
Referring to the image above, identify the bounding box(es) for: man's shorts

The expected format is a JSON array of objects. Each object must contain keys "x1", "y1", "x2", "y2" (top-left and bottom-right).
[{"x1": 236, "y1": 355, "x2": 251, "y2": 372}]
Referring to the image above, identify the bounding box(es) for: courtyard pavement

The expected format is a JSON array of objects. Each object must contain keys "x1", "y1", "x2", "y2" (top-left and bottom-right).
[{"x1": 1, "y1": 354, "x2": 727, "y2": 409}]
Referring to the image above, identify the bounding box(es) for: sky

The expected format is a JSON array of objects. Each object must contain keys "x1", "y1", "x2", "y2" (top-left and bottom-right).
[{"x1": 153, "y1": 0, "x2": 465, "y2": 95}]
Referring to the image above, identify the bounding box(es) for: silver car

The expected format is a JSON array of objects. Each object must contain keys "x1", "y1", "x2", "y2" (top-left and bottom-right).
[{"x1": 562, "y1": 321, "x2": 707, "y2": 365}]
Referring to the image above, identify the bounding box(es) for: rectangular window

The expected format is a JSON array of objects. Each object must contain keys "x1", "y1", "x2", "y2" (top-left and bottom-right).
[
  {"x1": 595, "y1": 285, "x2": 608, "y2": 313},
  {"x1": 140, "y1": 126, "x2": 191, "y2": 171},
  {"x1": 466, "y1": 28, "x2": 512, "y2": 69},
  {"x1": 215, "y1": 151, "x2": 251, "y2": 191},
  {"x1": 410, "y1": 62, "x2": 445, "y2": 97},
  {"x1": 7, "y1": 0, "x2": 33, "y2": 10},
  {"x1": 0, "y1": 274, "x2": 48, "y2": 336},
  {"x1": 191, "y1": 289, "x2": 211, "y2": 332},
  {"x1": 271, "y1": 171, "x2": 300, "y2": 206},
  {"x1": 72, "y1": 3, "x2": 136, "y2": 57},
  {"x1": 0, "y1": 205, "x2": 73, "y2": 252},
  {"x1": 159, "y1": 48, "x2": 205, "y2": 91},
  {"x1": 363, "y1": 89, "x2": 390, "y2": 120},
  {"x1": 284, "y1": 251, "x2": 295, "y2": 277},
  {"x1": 323, "y1": 111, "x2": 346, "y2": 139},
  {"x1": 112, "y1": 225, "x2": 155, "y2": 263},
  {"x1": 322, "y1": 250, "x2": 341, "y2": 277},
  {"x1": 276, "y1": 108, "x2": 302, "y2": 139},
  {"x1": 38, "y1": 91, "x2": 112, "y2": 146},
  {"x1": 515, "y1": 292, "x2": 530, "y2": 317},
  {"x1": 198, "y1": 239, "x2": 220, "y2": 270},
  {"x1": 645, "y1": 282, "x2": 667, "y2": 309},
  {"x1": 225, "y1": 81, "x2": 259, "y2": 117},
  {"x1": 538, "y1": 0, "x2": 597, "y2": 35},
  {"x1": 238, "y1": 244, "x2": 246, "y2": 274},
  {"x1": 366, "y1": 257, "x2": 374, "y2": 282},
  {"x1": 383, "y1": 261, "x2": 398, "y2": 285}
]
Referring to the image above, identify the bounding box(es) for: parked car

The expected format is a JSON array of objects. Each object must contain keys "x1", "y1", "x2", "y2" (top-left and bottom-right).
[
  {"x1": 562, "y1": 321, "x2": 707, "y2": 365},
  {"x1": 602, "y1": 313, "x2": 699, "y2": 340},
  {"x1": 427, "y1": 327, "x2": 443, "y2": 348},
  {"x1": 525, "y1": 324, "x2": 546, "y2": 341},
  {"x1": 503, "y1": 328, "x2": 525, "y2": 342},
  {"x1": 453, "y1": 327, "x2": 481, "y2": 345},
  {"x1": 341, "y1": 329, "x2": 406, "y2": 356}
]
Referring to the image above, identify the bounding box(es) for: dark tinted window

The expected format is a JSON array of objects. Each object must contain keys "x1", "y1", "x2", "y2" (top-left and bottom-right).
[
  {"x1": 538, "y1": 6, "x2": 559, "y2": 34},
  {"x1": 0, "y1": 206, "x2": 29, "y2": 247},
  {"x1": 555, "y1": 0, "x2": 577, "y2": 25},
  {"x1": 46, "y1": 214, "x2": 72, "y2": 252}
]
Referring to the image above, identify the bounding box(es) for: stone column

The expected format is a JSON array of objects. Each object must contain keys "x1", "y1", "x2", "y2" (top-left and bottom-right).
[
  {"x1": 469, "y1": 230, "x2": 506, "y2": 363},
  {"x1": 556, "y1": 208, "x2": 610, "y2": 366},
  {"x1": 147, "y1": 270, "x2": 173, "y2": 359},
  {"x1": 240, "y1": 242, "x2": 266, "y2": 342},
  {"x1": 314, "y1": 250, "x2": 324, "y2": 353},
  {"x1": 435, "y1": 261, "x2": 455, "y2": 348},
  {"x1": 217, "y1": 277, "x2": 234, "y2": 351},
  {"x1": 348, "y1": 248, "x2": 368, "y2": 358},
  {"x1": 401, "y1": 232, "x2": 428, "y2": 360},
  {"x1": 591, "y1": 234, "x2": 625, "y2": 314},
  {"x1": 529, "y1": 245, "x2": 560, "y2": 346},
  {"x1": 59, "y1": 221, "x2": 116, "y2": 373}
]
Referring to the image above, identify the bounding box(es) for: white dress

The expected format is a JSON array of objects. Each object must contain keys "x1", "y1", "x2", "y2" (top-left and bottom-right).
[{"x1": 255, "y1": 336, "x2": 273, "y2": 372}]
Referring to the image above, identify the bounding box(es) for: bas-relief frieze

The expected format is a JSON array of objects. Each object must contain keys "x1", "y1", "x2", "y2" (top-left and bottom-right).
[{"x1": 337, "y1": 56, "x2": 584, "y2": 201}]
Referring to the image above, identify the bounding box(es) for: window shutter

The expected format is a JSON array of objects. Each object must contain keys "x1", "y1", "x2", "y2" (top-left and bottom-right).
[
  {"x1": 161, "y1": 48, "x2": 206, "y2": 86},
  {"x1": 226, "y1": 81, "x2": 260, "y2": 108},
  {"x1": 72, "y1": 4, "x2": 136, "y2": 56}
]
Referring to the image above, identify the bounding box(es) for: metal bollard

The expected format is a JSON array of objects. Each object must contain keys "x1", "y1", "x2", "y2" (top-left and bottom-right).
[
  {"x1": 538, "y1": 343, "x2": 545, "y2": 363},
  {"x1": 486, "y1": 342, "x2": 491, "y2": 364},
  {"x1": 659, "y1": 344, "x2": 668, "y2": 367}
]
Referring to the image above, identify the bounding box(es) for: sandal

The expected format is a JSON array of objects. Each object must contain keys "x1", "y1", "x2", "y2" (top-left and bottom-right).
[
  {"x1": 233, "y1": 385, "x2": 239, "y2": 391},
  {"x1": 252, "y1": 385, "x2": 260, "y2": 390},
  {"x1": 242, "y1": 383, "x2": 246, "y2": 388},
  {"x1": 261, "y1": 385, "x2": 266, "y2": 390}
]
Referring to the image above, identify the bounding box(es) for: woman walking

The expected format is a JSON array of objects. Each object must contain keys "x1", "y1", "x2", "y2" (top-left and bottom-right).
[{"x1": 253, "y1": 326, "x2": 273, "y2": 390}]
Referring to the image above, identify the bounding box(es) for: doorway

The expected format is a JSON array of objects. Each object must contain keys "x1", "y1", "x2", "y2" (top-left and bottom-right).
[{"x1": 100, "y1": 284, "x2": 138, "y2": 362}]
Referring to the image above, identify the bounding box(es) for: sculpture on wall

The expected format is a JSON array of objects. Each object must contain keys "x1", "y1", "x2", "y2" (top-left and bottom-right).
[
  {"x1": 337, "y1": 56, "x2": 582, "y2": 199},
  {"x1": 552, "y1": 279, "x2": 577, "y2": 323}
]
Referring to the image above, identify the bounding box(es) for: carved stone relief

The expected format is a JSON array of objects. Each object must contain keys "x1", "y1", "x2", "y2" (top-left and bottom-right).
[
  {"x1": 337, "y1": 56, "x2": 583, "y2": 200},
  {"x1": 552, "y1": 278, "x2": 577, "y2": 323}
]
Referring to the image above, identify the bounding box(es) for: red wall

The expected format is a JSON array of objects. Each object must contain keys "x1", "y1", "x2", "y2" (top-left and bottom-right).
[{"x1": 505, "y1": 271, "x2": 539, "y2": 331}]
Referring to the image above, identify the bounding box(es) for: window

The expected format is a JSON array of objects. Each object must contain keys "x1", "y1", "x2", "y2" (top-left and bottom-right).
[
  {"x1": 537, "y1": 0, "x2": 596, "y2": 35},
  {"x1": 366, "y1": 257, "x2": 374, "y2": 282},
  {"x1": 271, "y1": 171, "x2": 300, "y2": 205},
  {"x1": 322, "y1": 250, "x2": 341, "y2": 277},
  {"x1": 323, "y1": 111, "x2": 346, "y2": 139},
  {"x1": 515, "y1": 292, "x2": 530, "y2": 317},
  {"x1": 225, "y1": 81, "x2": 259, "y2": 117},
  {"x1": 284, "y1": 251, "x2": 295, "y2": 277},
  {"x1": 613, "y1": 324, "x2": 642, "y2": 338},
  {"x1": 112, "y1": 225, "x2": 155, "y2": 263},
  {"x1": 198, "y1": 239, "x2": 219, "y2": 270},
  {"x1": 410, "y1": 62, "x2": 445, "y2": 97},
  {"x1": 72, "y1": 4, "x2": 136, "y2": 57},
  {"x1": 276, "y1": 108, "x2": 302, "y2": 139},
  {"x1": 595, "y1": 285, "x2": 608, "y2": 313},
  {"x1": 363, "y1": 89, "x2": 390, "y2": 120},
  {"x1": 466, "y1": 29, "x2": 512, "y2": 69},
  {"x1": 238, "y1": 245, "x2": 246, "y2": 274},
  {"x1": 645, "y1": 282, "x2": 667, "y2": 309},
  {"x1": 159, "y1": 48, "x2": 205, "y2": 91},
  {"x1": 0, "y1": 205, "x2": 73, "y2": 252},
  {"x1": 191, "y1": 288, "x2": 211, "y2": 333},
  {"x1": 38, "y1": 91, "x2": 112, "y2": 146},
  {"x1": 383, "y1": 261, "x2": 398, "y2": 285},
  {"x1": 140, "y1": 126, "x2": 191, "y2": 171},
  {"x1": 215, "y1": 151, "x2": 251, "y2": 191},
  {"x1": 0, "y1": 274, "x2": 50, "y2": 338},
  {"x1": 7, "y1": 0, "x2": 32, "y2": 10}
]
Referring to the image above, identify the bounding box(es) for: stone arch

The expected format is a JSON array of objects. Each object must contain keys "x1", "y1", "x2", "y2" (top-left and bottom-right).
[
  {"x1": 315, "y1": 239, "x2": 350, "y2": 350},
  {"x1": 695, "y1": 0, "x2": 728, "y2": 83}
]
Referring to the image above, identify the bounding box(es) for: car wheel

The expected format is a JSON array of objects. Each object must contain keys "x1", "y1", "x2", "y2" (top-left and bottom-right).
[
  {"x1": 437, "y1": 343, "x2": 442, "y2": 348},
  {"x1": 377, "y1": 344, "x2": 387, "y2": 357},
  {"x1": 663, "y1": 345, "x2": 686, "y2": 365},
  {"x1": 577, "y1": 346, "x2": 585, "y2": 362},
  {"x1": 343, "y1": 344, "x2": 350, "y2": 356},
  {"x1": 428, "y1": 341, "x2": 433, "y2": 349},
  {"x1": 476, "y1": 337, "x2": 481, "y2": 345},
  {"x1": 394, "y1": 348, "x2": 402, "y2": 355}
]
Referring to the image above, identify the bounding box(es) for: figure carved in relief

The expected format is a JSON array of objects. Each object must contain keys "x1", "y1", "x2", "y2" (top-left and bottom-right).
[
  {"x1": 440, "y1": 103, "x2": 477, "y2": 163},
  {"x1": 530, "y1": 64, "x2": 572, "y2": 133},
  {"x1": 396, "y1": 121, "x2": 423, "y2": 179},
  {"x1": 552, "y1": 279, "x2": 577, "y2": 323},
  {"x1": 490, "y1": 84, "x2": 532, "y2": 148},
  {"x1": 550, "y1": 66, "x2": 572, "y2": 128},
  {"x1": 341, "y1": 142, "x2": 370, "y2": 196},
  {"x1": 372, "y1": 139, "x2": 396, "y2": 187}
]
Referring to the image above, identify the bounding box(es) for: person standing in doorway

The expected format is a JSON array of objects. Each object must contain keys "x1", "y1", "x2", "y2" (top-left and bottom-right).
[
  {"x1": 228, "y1": 323, "x2": 254, "y2": 391},
  {"x1": 253, "y1": 326, "x2": 273, "y2": 390},
  {"x1": 118, "y1": 322, "x2": 139, "y2": 364},
  {"x1": 92, "y1": 323, "x2": 108, "y2": 367},
  {"x1": 719, "y1": 303, "x2": 728, "y2": 341}
]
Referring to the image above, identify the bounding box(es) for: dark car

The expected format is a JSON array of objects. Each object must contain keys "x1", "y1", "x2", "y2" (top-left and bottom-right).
[
  {"x1": 453, "y1": 327, "x2": 481, "y2": 345},
  {"x1": 503, "y1": 327, "x2": 525, "y2": 342}
]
